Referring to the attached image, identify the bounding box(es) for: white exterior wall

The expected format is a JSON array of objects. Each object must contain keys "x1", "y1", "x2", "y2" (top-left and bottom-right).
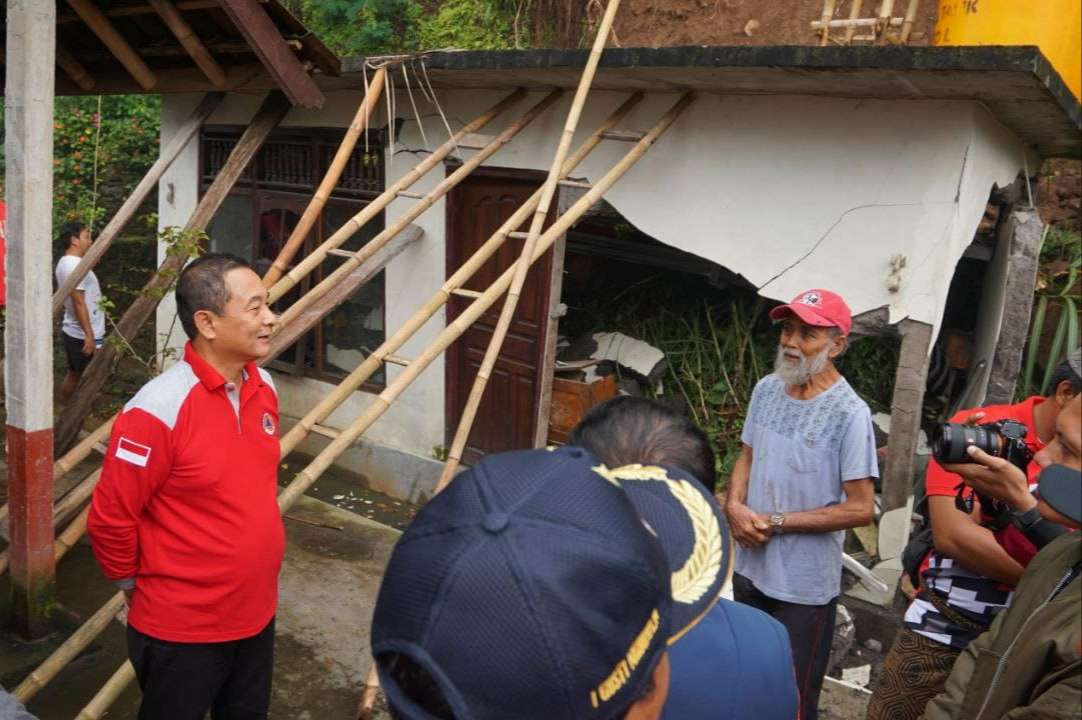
[{"x1": 158, "y1": 86, "x2": 1035, "y2": 466}]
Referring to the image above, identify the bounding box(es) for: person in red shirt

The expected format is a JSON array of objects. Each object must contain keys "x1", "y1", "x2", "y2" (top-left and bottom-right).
[
  {"x1": 867, "y1": 348, "x2": 1081, "y2": 720},
  {"x1": 88, "y1": 253, "x2": 281, "y2": 720}
]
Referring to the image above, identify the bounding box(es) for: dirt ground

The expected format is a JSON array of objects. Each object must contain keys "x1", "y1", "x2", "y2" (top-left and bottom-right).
[
  {"x1": 610, "y1": 0, "x2": 938, "y2": 48},
  {"x1": 1039, "y1": 158, "x2": 1082, "y2": 231}
]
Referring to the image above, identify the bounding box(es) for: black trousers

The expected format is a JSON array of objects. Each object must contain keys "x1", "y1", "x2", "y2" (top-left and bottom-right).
[
  {"x1": 733, "y1": 574, "x2": 836, "y2": 720},
  {"x1": 127, "y1": 618, "x2": 275, "y2": 720}
]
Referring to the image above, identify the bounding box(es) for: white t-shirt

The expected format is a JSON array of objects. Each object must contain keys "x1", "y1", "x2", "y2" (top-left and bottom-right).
[{"x1": 55, "y1": 254, "x2": 106, "y2": 340}]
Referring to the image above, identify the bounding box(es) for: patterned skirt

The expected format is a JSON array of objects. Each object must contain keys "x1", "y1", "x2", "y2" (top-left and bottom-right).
[{"x1": 866, "y1": 628, "x2": 961, "y2": 720}]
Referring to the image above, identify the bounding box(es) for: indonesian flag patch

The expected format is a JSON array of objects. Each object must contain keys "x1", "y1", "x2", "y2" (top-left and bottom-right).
[{"x1": 116, "y1": 437, "x2": 152, "y2": 468}]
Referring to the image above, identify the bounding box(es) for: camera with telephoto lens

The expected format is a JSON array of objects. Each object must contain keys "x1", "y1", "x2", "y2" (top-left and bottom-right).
[{"x1": 931, "y1": 419, "x2": 1033, "y2": 519}]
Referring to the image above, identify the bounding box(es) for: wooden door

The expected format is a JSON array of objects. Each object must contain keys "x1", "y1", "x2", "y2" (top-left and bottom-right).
[
  {"x1": 254, "y1": 195, "x2": 313, "y2": 372},
  {"x1": 446, "y1": 167, "x2": 555, "y2": 465}
]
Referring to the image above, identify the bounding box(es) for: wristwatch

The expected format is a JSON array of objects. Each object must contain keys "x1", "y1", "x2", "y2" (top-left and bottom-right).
[
  {"x1": 769, "y1": 512, "x2": 786, "y2": 534},
  {"x1": 1009, "y1": 505, "x2": 1042, "y2": 533}
]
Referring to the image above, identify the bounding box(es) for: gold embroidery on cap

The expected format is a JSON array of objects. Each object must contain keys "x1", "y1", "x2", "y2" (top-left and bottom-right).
[
  {"x1": 597, "y1": 464, "x2": 723, "y2": 606},
  {"x1": 590, "y1": 609, "x2": 661, "y2": 707}
]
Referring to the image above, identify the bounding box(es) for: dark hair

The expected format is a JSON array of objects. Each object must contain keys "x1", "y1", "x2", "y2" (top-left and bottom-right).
[
  {"x1": 569, "y1": 396, "x2": 718, "y2": 492},
  {"x1": 56, "y1": 221, "x2": 86, "y2": 253},
  {"x1": 383, "y1": 652, "x2": 457, "y2": 720},
  {"x1": 175, "y1": 253, "x2": 251, "y2": 340},
  {"x1": 1046, "y1": 352, "x2": 1082, "y2": 397}
]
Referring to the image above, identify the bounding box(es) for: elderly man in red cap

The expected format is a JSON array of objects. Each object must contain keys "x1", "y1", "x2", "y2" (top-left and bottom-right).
[{"x1": 724, "y1": 288, "x2": 877, "y2": 720}]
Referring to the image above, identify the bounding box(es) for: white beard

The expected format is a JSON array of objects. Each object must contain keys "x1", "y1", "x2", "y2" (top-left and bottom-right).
[{"x1": 773, "y1": 343, "x2": 832, "y2": 387}]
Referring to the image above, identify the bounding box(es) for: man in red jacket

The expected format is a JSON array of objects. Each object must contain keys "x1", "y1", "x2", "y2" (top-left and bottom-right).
[{"x1": 89, "y1": 253, "x2": 282, "y2": 720}]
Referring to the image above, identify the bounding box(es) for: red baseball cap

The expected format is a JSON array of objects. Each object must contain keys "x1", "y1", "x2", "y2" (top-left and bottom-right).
[{"x1": 768, "y1": 288, "x2": 852, "y2": 335}]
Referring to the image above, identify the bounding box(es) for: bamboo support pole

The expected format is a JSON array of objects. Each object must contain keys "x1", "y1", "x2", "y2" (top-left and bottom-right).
[
  {"x1": 263, "y1": 67, "x2": 388, "y2": 287},
  {"x1": 845, "y1": 0, "x2": 863, "y2": 42},
  {"x1": 53, "y1": 93, "x2": 223, "y2": 314},
  {"x1": 819, "y1": 0, "x2": 837, "y2": 45},
  {"x1": 268, "y1": 88, "x2": 527, "y2": 302},
  {"x1": 147, "y1": 0, "x2": 227, "y2": 87},
  {"x1": 438, "y1": 0, "x2": 622, "y2": 488},
  {"x1": 66, "y1": 0, "x2": 157, "y2": 90},
  {"x1": 274, "y1": 89, "x2": 563, "y2": 327},
  {"x1": 876, "y1": 0, "x2": 895, "y2": 38},
  {"x1": 54, "y1": 417, "x2": 115, "y2": 479},
  {"x1": 53, "y1": 503, "x2": 92, "y2": 562},
  {"x1": 13, "y1": 592, "x2": 126, "y2": 703},
  {"x1": 900, "y1": 0, "x2": 921, "y2": 43},
  {"x1": 277, "y1": 92, "x2": 644, "y2": 457},
  {"x1": 278, "y1": 92, "x2": 694, "y2": 515},
  {"x1": 357, "y1": 664, "x2": 381, "y2": 718},
  {"x1": 75, "y1": 661, "x2": 137, "y2": 720},
  {"x1": 811, "y1": 15, "x2": 903, "y2": 29}
]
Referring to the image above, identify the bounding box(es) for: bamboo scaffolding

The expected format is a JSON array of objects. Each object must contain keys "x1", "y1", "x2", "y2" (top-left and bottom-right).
[
  {"x1": 274, "y1": 89, "x2": 564, "y2": 327},
  {"x1": 66, "y1": 91, "x2": 688, "y2": 720},
  {"x1": 278, "y1": 92, "x2": 644, "y2": 456},
  {"x1": 262, "y1": 67, "x2": 388, "y2": 286},
  {"x1": 13, "y1": 591, "x2": 126, "y2": 702},
  {"x1": 279, "y1": 92, "x2": 694, "y2": 515},
  {"x1": 438, "y1": 0, "x2": 622, "y2": 488},
  {"x1": 52, "y1": 93, "x2": 224, "y2": 314},
  {"x1": 267, "y1": 88, "x2": 528, "y2": 302}
]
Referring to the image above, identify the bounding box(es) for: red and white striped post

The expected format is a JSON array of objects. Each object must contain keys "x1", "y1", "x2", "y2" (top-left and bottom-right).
[{"x1": 4, "y1": 0, "x2": 57, "y2": 638}]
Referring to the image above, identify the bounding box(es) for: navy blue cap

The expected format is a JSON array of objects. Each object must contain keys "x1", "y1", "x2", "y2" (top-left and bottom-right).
[
  {"x1": 1038, "y1": 464, "x2": 1082, "y2": 524},
  {"x1": 371, "y1": 446, "x2": 673, "y2": 720},
  {"x1": 594, "y1": 463, "x2": 733, "y2": 642}
]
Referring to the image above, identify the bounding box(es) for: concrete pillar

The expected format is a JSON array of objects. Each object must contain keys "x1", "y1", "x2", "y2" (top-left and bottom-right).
[
  {"x1": 984, "y1": 208, "x2": 1043, "y2": 404},
  {"x1": 4, "y1": 0, "x2": 57, "y2": 638},
  {"x1": 882, "y1": 319, "x2": 934, "y2": 513}
]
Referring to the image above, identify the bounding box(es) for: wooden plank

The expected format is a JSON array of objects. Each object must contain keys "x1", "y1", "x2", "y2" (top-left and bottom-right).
[
  {"x1": 264, "y1": 224, "x2": 423, "y2": 363},
  {"x1": 53, "y1": 92, "x2": 291, "y2": 454},
  {"x1": 54, "y1": 62, "x2": 267, "y2": 96},
  {"x1": 148, "y1": 0, "x2": 227, "y2": 87},
  {"x1": 882, "y1": 318, "x2": 934, "y2": 512},
  {"x1": 59, "y1": 0, "x2": 225, "y2": 22},
  {"x1": 218, "y1": 0, "x2": 324, "y2": 108},
  {"x1": 65, "y1": 0, "x2": 157, "y2": 91},
  {"x1": 56, "y1": 47, "x2": 95, "y2": 91},
  {"x1": 53, "y1": 93, "x2": 224, "y2": 315}
]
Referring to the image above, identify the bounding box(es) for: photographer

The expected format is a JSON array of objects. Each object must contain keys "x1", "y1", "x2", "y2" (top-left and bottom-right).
[
  {"x1": 920, "y1": 396, "x2": 1080, "y2": 719},
  {"x1": 867, "y1": 348, "x2": 1081, "y2": 720}
]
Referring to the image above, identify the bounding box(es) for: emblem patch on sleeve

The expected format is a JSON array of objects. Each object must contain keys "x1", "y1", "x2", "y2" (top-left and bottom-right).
[
  {"x1": 116, "y1": 437, "x2": 152, "y2": 467},
  {"x1": 262, "y1": 412, "x2": 276, "y2": 436}
]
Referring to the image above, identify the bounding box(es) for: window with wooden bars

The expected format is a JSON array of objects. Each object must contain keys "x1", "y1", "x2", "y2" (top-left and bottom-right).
[{"x1": 199, "y1": 126, "x2": 387, "y2": 388}]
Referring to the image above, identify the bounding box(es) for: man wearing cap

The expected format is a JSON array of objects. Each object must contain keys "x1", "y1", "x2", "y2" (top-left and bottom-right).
[
  {"x1": 919, "y1": 392, "x2": 1081, "y2": 719},
  {"x1": 571, "y1": 396, "x2": 799, "y2": 719},
  {"x1": 370, "y1": 446, "x2": 673, "y2": 720},
  {"x1": 725, "y1": 288, "x2": 878, "y2": 720},
  {"x1": 868, "y1": 348, "x2": 1081, "y2": 720}
]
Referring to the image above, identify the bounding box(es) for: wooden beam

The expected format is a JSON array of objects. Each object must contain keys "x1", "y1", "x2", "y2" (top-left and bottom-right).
[
  {"x1": 148, "y1": 0, "x2": 228, "y2": 87},
  {"x1": 265, "y1": 224, "x2": 423, "y2": 362},
  {"x1": 56, "y1": 47, "x2": 95, "y2": 91},
  {"x1": 218, "y1": 0, "x2": 324, "y2": 108},
  {"x1": 55, "y1": 62, "x2": 266, "y2": 96},
  {"x1": 882, "y1": 318, "x2": 934, "y2": 512},
  {"x1": 53, "y1": 92, "x2": 291, "y2": 454},
  {"x1": 65, "y1": 0, "x2": 157, "y2": 91},
  {"x1": 53, "y1": 93, "x2": 224, "y2": 315}
]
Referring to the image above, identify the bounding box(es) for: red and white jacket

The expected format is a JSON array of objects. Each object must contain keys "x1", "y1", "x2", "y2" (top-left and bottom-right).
[{"x1": 88, "y1": 343, "x2": 284, "y2": 643}]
